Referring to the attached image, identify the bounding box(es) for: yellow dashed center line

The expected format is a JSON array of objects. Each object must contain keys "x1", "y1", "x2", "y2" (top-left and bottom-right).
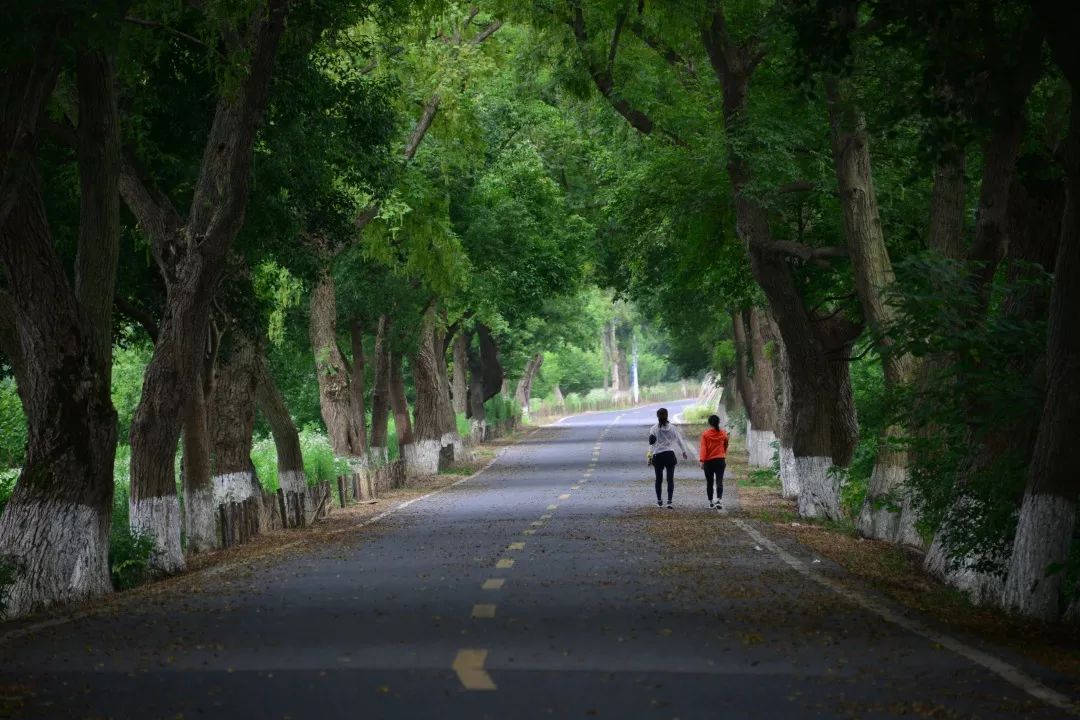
[
  {"x1": 471, "y1": 603, "x2": 497, "y2": 619},
  {"x1": 507, "y1": 542, "x2": 525, "y2": 551},
  {"x1": 496, "y1": 558, "x2": 515, "y2": 569},
  {"x1": 453, "y1": 649, "x2": 496, "y2": 691},
  {"x1": 530, "y1": 520, "x2": 544, "y2": 527},
  {"x1": 558, "y1": 493, "x2": 571, "y2": 500},
  {"x1": 547, "y1": 504, "x2": 558, "y2": 510},
  {"x1": 570, "y1": 485, "x2": 581, "y2": 490},
  {"x1": 482, "y1": 578, "x2": 505, "y2": 590},
  {"x1": 522, "y1": 529, "x2": 536, "y2": 535}
]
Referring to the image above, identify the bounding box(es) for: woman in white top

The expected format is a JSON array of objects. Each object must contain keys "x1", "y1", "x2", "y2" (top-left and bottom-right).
[{"x1": 648, "y1": 407, "x2": 692, "y2": 508}]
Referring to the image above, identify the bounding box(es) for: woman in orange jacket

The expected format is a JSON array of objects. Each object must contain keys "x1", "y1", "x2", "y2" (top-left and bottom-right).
[{"x1": 699, "y1": 414, "x2": 729, "y2": 509}]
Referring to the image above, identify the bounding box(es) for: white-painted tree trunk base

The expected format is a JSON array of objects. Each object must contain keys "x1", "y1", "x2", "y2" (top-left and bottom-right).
[
  {"x1": 367, "y1": 447, "x2": 389, "y2": 468},
  {"x1": 779, "y1": 444, "x2": 799, "y2": 499},
  {"x1": 213, "y1": 471, "x2": 257, "y2": 505},
  {"x1": 795, "y1": 456, "x2": 841, "y2": 520},
  {"x1": 0, "y1": 498, "x2": 111, "y2": 619},
  {"x1": 924, "y1": 532, "x2": 1003, "y2": 606},
  {"x1": 278, "y1": 469, "x2": 308, "y2": 495},
  {"x1": 404, "y1": 439, "x2": 440, "y2": 477},
  {"x1": 183, "y1": 486, "x2": 217, "y2": 554},
  {"x1": 748, "y1": 429, "x2": 776, "y2": 468},
  {"x1": 1002, "y1": 493, "x2": 1077, "y2": 621},
  {"x1": 856, "y1": 462, "x2": 921, "y2": 547},
  {"x1": 129, "y1": 496, "x2": 185, "y2": 575},
  {"x1": 443, "y1": 432, "x2": 469, "y2": 462},
  {"x1": 469, "y1": 419, "x2": 486, "y2": 445}
]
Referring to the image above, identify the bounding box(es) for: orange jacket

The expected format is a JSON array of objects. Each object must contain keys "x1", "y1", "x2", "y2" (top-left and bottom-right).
[{"x1": 699, "y1": 428, "x2": 729, "y2": 462}]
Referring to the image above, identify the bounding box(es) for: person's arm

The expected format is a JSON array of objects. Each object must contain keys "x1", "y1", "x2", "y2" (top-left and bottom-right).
[
  {"x1": 723, "y1": 431, "x2": 729, "y2": 454},
  {"x1": 699, "y1": 433, "x2": 706, "y2": 464},
  {"x1": 648, "y1": 423, "x2": 657, "y2": 446}
]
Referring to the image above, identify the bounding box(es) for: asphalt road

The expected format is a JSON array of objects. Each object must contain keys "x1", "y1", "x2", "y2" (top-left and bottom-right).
[{"x1": 0, "y1": 400, "x2": 1075, "y2": 719}]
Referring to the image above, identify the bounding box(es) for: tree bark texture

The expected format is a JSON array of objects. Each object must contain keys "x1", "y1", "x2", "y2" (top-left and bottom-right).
[
  {"x1": 308, "y1": 270, "x2": 364, "y2": 458},
  {"x1": 388, "y1": 351, "x2": 415, "y2": 465},
  {"x1": 181, "y1": 370, "x2": 215, "y2": 554},
  {"x1": 1002, "y1": 45, "x2": 1080, "y2": 619},
  {"x1": 369, "y1": 316, "x2": 392, "y2": 463},
  {"x1": 0, "y1": 49, "x2": 120, "y2": 617},
  {"x1": 409, "y1": 309, "x2": 444, "y2": 474},
  {"x1": 514, "y1": 353, "x2": 544, "y2": 414},
  {"x1": 125, "y1": 1, "x2": 289, "y2": 574},
  {"x1": 744, "y1": 308, "x2": 779, "y2": 467},
  {"x1": 466, "y1": 332, "x2": 487, "y2": 442},
  {"x1": 255, "y1": 353, "x2": 306, "y2": 494},
  {"x1": 452, "y1": 331, "x2": 469, "y2": 415},
  {"x1": 209, "y1": 332, "x2": 260, "y2": 504},
  {"x1": 477, "y1": 324, "x2": 504, "y2": 403},
  {"x1": 826, "y1": 81, "x2": 920, "y2": 545},
  {"x1": 349, "y1": 318, "x2": 369, "y2": 456}
]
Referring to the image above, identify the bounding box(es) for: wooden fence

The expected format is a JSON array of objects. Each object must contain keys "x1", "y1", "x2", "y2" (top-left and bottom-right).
[{"x1": 219, "y1": 480, "x2": 333, "y2": 548}]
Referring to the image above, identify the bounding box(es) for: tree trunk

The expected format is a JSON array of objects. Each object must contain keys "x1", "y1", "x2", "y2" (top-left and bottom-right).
[
  {"x1": 701, "y1": 26, "x2": 860, "y2": 520},
  {"x1": 514, "y1": 353, "x2": 544, "y2": 416},
  {"x1": 388, "y1": 350, "x2": 415, "y2": 468},
  {"x1": 467, "y1": 332, "x2": 487, "y2": 443},
  {"x1": 477, "y1": 324, "x2": 504, "y2": 402},
  {"x1": 126, "y1": 2, "x2": 289, "y2": 574},
  {"x1": 255, "y1": 353, "x2": 306, "y2": 494},
  {"x1": 0, "y1": 48, "x2": 120, "y2": 617},
  {"x1": 349, "y1": 318, "x2": 369, "y2": 456},
  {"x1": 929, "y1": 152, "x2": 967, "y2": 258},
  {"x1": 433, "y1": 312, "x2": 463, "y2": 458},
  {"x1": 1002, "y1": 66, "x2": 1080, "y2": 620},
  {"x1": 745, "y1": 308, "x2": 779, "y2": 468},
  {"x1": 209, "y1": 333, "x2": 260, "y2": 506},
  {"x1": 309, "y1": 270, "x2": 363, "y2": 458},
  {"x1": 826, "y1": 81, "x2": 920, "y2": 545},
  {"x1": 182, "y1": 371, "x2": 216, "y2": 554},
  {"x1": 410, "y1": 306, "x2": 449, "y2": 474},
  {"x1": 369, "y1": 316, "x2": 392, "y2": 464},
  {"x1": 452, "y1": 330, "x2": 469, "y2": 415}
]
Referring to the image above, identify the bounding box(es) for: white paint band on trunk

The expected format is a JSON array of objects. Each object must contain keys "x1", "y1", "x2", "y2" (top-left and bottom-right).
[
  {"x1": 1002, "y1": 493, "x2": 1076, "y2": 619},
  {"x1": 183, "y1": 485, "x2": 217, "y2": 554},
  {"x1": 794, "y1": 455, "x2": 840, "y2": 520},
  {"x1": 129, "y1": 495, "x2": 184, "y2": 574},
  {"x1": 278, "y1": 469, "x2": 307, "y2": 495},
  {"x1": 404, "y1": 439, "x2": 440, "y2": 476},
  {"x1": 748, "y1": 428, "x2": 776, "y2": 468},
  {"x1": 0, "y1": 499, "x2": 110, "y2": 618},
  {"x1": 213, "y1": 471, "x2": 256, "y2": 505},
  {"x1": 779, "y1": 444, "x2": 799, "y2": 499}
]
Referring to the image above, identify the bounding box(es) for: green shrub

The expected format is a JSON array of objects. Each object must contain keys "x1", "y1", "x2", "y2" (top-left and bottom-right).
[
  {"x1": 299, "y1": 426, "x2": 352, "y2": 483},
  {"x1": 681, "y1": 405, "x2": 713, "y2": 424},
  {"x1": 0, "y1": 377, "x2": 26, "y2": 469},
  {"x1": 109, "y1": 529, "x2": 156, "y2": 590},
  {"x1": 0, "y1": 467, "x2": 18, "y2": 516}
]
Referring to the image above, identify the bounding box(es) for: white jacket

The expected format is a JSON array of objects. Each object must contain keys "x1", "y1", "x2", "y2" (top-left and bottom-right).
[{"x1": 648, "y1": 422, "x2": 692, "y2": 457}]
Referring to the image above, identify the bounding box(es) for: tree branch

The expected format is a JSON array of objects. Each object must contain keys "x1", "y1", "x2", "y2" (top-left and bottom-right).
[
  {"x1": 627, "y1": 19, "x2": 696, "y2": 78},
  {"x1": 124, "y1": 16, "x2": 226, "y2": 60},
  {"x1": 761, "y1": 239, "x2": 848, "y2": 266},
  {"x1": 471, "y1": 19, "x2": 503, "y2": 45},
  {"x1": 115, "y1": 295, "x2": 160, "y2": 343}
]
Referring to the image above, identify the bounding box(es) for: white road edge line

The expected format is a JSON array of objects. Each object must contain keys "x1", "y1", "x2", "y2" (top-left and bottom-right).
[
  {"x1": 731, "y1": 517, "x2": 1080, "y2": 716},
  {"x1": 1, "y1": 443, "x2": 512, "y2": 645}
]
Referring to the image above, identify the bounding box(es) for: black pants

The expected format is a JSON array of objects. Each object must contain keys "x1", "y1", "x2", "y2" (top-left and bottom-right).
[
  {"x1": 704, "y1": 458, "x2": 726, "y2": 502},
  {"x1": 653, "y1": 451, "x2": 676, "y2": 503}
]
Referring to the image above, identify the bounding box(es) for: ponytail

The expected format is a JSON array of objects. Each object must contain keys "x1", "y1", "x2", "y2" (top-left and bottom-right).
[{"x1": 657, "y1": 407, "x2": 669, "y2": 427}]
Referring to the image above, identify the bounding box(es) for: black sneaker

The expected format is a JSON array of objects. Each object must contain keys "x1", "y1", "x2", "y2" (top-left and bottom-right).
[
  {"x1": 666, "y1": 502, "x2": 673, "y2": 509},
  {"x1": 715, "y1": 502, "x2": 724, "y2": 511},
  {"x1": 657, "y1": 500, "x2": 663, "y2": 507},
  {"x1": 709, "y1": 501, "x2": 715, "y2": 509}
]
